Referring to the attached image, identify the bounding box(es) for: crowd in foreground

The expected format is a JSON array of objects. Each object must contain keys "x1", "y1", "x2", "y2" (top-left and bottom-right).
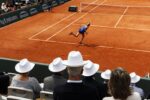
[{"x1": 0, "y1": 50, "x2": 149, "y2": 100}]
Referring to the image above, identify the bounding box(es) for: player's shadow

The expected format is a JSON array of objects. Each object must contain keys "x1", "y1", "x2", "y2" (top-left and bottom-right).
[{"x1": 77, "y1": 43, "x2": 99, "y2": 47}]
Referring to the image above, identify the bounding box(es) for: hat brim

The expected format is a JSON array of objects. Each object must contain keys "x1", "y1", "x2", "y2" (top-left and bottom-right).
[
  {"x1": 48, "y1": 64, "x2": 66, "y2": 72},
  {"x1": 82, "y1": 64, "x2": 99, "y2": 76},
  {"x1": 63, "y1": 60, "x2": 87, "y2": 67},
  {"x1": 15, "y1": 63, "x2": 35, "y2": 73},
  {"x1": 131, "y1": 76, "x2": 140, "y2": 83}
]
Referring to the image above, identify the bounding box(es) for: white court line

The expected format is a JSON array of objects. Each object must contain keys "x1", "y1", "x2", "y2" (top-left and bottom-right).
[
  {"x1": 31, "y1": 38, "x2": 77, "y2": 45},
  {"x1": 97, "y1": 45, "x2": 150, "y2": 53},
  {"x1": 114, "y1": 7, "x2": 128, "y2": 28},
  {"x1": 28, "y1": 0, "x2": 100, "y2": 40},
  {"x1": 80, "y1": 8, "x2": 150, "y2": 17},
  {"x1": 30, "y1": 38, "x2": 150, "y2": 53},
  {"x1": 80, "y1": 2, "x2": 150, "y2": 8},
  {"x1": 28, "y1": 13, "x2": 76, "y2": 39},
  {"x1": 45, "y1": 0, "x2": 107, "y2": 41},
  {"x1": 73, "y1": 23, "x2": 150, "y2": 31},
  {"x1": 1, "y1": 2, "x2": 150, "y2": 30}
]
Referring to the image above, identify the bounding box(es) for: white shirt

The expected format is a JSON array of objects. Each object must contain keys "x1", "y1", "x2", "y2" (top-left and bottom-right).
[
  {"x1": 67, "y1": 80, "x2": 82, "y2": 83},
  {"x1": 103, "y1": 92, "x2": 141, "y2": 100}
]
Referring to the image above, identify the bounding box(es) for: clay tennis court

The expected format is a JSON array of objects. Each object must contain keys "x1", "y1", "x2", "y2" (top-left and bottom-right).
[{"x1": 0, "y1": 0, "x2": 150, "y2": 76}]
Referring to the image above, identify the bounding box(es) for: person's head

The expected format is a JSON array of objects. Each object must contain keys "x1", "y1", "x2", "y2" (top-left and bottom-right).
[
  {"x1": 130, "y1": 72, "x2": 140, "y2": 85},
  {"x1": 15, "y1": 58, "x2": 35, "y2": 76},
  {"x1": 67, "y1": 66, "x2": 83, "y2": 77},
  {"x1": 49, "y1": 57, "x2": 66, "y2": 75},
  {"x1": 101, "y1": 69, "x2": 111, "y2": 81},
  {"x1": 108, "y1": 68, "x2": 131, "y2": 100},
  {"x1": 82, "y1": 60, "x2": 99, "y2": 77},
  {"x1": 63, "y1": 51, "x2": 87, "y2": 79}
]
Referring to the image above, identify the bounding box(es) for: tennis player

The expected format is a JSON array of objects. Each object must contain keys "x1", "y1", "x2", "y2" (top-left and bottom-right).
[{"x1": 69, "y1": 22, "x2": 91, "y2": 44}]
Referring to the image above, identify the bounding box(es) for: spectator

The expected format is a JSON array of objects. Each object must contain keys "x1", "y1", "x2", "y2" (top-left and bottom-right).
[
  {"x1": 103, "y1": 68, "x2": 141, "y2": 100},
  {"x1": 147, "y1": 93, "x2": 150, "y2": 99},
  {"x1": 0, "y1": 72, "x2": 10, "y2": 95},
  {"x1": 25, "y1": 0, "x2": 30, "y2": 4},
  {"x1": 101, "y1": 69, "x2": 111, "y2": 97},
  {"x1": 130, "y1": 72, "x2": 144, "y2": 98},
  {"x1": 10, "y1": 58, "x2": 41, "y2": 99},
  {"x1": 43, "y1": 57, "x2": 67, "y2": 92},
  {"x1": 82, "y1": 60, "x2": 105, "y2": 100},
  {"x1": 1, "y1": 2, "x2": 9, "y2": 13},
  {"x1": 53, "y1": 51, "x2": 99, "y2": 100}
]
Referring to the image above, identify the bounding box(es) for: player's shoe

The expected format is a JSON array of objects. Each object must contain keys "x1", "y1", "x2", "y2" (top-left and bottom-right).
[
  {"x1": 69, "y1": 32, "x2": 73, "y2": 35},
  {"x1": 79, "y1": 41, "x2": 83, "y2": 44}
]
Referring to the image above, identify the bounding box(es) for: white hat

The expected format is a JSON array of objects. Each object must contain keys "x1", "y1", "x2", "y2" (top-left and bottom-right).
[
  {"x1": 130, "y1": 72, "x2": 140, "y2": 83},
  {"x1": 49, "y1": 57, "x2": 66, "y2": 72},
  {"x1": 15, "y1": 58, "x2": 35, "y2": 73},
  {"x1": 63, "y1": 51, "x2": 87, "y2": 67},
  {"x1": 82, "y1": 60, "x2": 99, "y2": 76},
  {"x1": 101, "y1": 69, "x2": 111, "y2": 80}
]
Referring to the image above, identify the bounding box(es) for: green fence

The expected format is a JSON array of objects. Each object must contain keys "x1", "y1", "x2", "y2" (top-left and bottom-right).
[{"x1": 0, "y1": 0, "x2": 70, "y2": 27}]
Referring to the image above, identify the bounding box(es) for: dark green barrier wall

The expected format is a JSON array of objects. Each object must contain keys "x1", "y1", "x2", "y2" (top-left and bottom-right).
[
  {"x1": 0, "y1": 0, "x2": 70, "y2": 27},
  {"x1": 0, "y1": 58, "x2": 51, "y2": 83},
  {"x1": 0, "y1": 0, "x2": 7, "y2": 4}
]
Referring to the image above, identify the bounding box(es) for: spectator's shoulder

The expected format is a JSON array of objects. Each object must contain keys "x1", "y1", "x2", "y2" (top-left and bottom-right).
[
  {"x1": 44, "y1": 76, "x2": 52, "y2": 81},
  {"x1": 128, "y1": 92, "x2": 141, "y2": 100},
  {"x1": 29, "y1": 77, "x2": 39, "y2": 82}
]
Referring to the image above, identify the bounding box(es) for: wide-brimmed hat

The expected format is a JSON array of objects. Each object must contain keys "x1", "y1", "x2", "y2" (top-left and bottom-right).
[
  {"x1": 2, "y1": 3, "x2": 5, "y2": 5},
  {"x1": 101, "y1": 69, "x2": 111, "y2": 80},
  {"x1": 130, "y1": 72, "x2": 140, "y2": 83},
  {"x1": 15, "y1": 59, "x2": 35, "y2": 73},
  {"x1": 49, "y1": 57, "x2": 66, "y2": 72},
  {"x1": 63, "y1": 51, "x2": 87, "y2": 67},
  {"x1": 82, "y1": 60, "x2": 99, "y2": 76}
]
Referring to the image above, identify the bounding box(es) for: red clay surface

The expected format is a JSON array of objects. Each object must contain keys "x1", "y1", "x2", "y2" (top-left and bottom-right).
[{"x1": 0, "y1": 0, "x2": 150, "y2": 76}]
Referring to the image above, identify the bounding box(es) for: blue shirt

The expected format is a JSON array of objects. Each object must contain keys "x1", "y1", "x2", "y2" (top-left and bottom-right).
[{"x1": 79, "y1": 25, "x2": 87, "y2": 34}]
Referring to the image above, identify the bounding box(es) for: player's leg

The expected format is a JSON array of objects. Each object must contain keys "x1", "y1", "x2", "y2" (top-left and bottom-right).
[
  {"x1": 79, "y1": 34, "x2": 85, "y2": 44},
  {"x1": 69, "y1": 32, "x2": 80, "y2": 37}
]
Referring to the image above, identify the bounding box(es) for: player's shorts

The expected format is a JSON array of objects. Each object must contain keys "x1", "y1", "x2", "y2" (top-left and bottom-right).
[{"x1": 79, "y1": 30, "x2": 85, "y2": 34}]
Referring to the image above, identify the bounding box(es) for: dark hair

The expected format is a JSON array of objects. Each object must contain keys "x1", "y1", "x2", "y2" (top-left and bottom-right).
[{"x1": 108, "y1": 68, "x2": 131, "y2": 100}]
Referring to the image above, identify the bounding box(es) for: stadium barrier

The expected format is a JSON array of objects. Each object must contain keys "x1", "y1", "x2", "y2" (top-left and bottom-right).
[
  {"x1": 0, "y1": 0, "x2": 6, "y2": 4},
  {"x1": 0, "y1": 57, "x2": 149, "y2": 97},
  {"x1": 0, "y1": 0, "x2": 70, "y2": 27}
]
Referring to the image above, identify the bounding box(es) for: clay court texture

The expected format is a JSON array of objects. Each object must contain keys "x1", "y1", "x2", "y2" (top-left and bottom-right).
[{"x1": 0, "y1": 0, "x2": 150, "y2": 76}]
